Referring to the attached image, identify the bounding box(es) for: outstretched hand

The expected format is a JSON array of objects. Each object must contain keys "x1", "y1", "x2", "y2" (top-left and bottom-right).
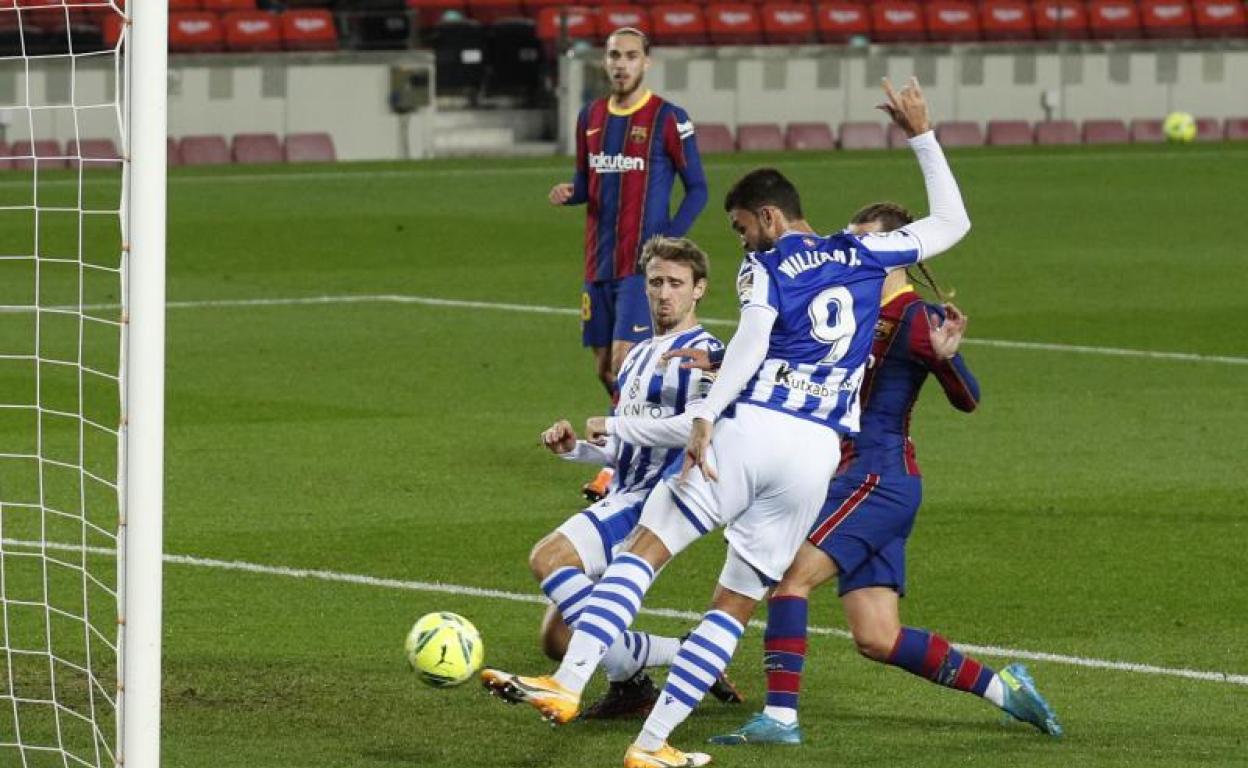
[
  {"x1": 878, "y1": 77, "x2": 931, "y2": 138},
  {"x1": 928, "y1": 303, "x2": 968, "y2": 360},
  {"x1": 661, "y1": 347, "x2": 714, "y2": 371}
]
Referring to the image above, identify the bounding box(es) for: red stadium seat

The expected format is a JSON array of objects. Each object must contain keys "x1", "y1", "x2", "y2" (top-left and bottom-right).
[
  {"x1": 66, "y1": 138, "x2": 121, "y2": 169},
  {"x1": 935, "y1": 121, "x2": 984, "y2": 147},
  {"x1": 839, "y1": 122, "x2": 887, "y2": 150},
  {"x1": 737, "y1": 123, "x2": 784, "y2": 151},
  {"x1": 1081, "y1": 119, "x2": 1129, "y2": 144},
  {"x1": 467, "y1": 0, "x2": 523, "y2": 25},
  {"x1": 1192, "y1": 0, "x2": 1246, "y2": 36},
  {"x1": 281, "y1": 9, "x2": 339, "y2": 50},
  {"x1": 202, "y1": 0, "x2": 256, "y2": 10},
  {"x1": 760, "y1": 3, "x2": 815, "y2": 43},
  {"x1": 986, "y1": 119, "x2": 1033, "y2": 145},
  {"x1": 695, "y1": 123, "x2": 735, "y2": 153},
  {"x1": 980, "y1": 0, "x2": 1034, "y2": 39},
  {"x1": 1087, "y1": 0, "x2": 1141, "y2": 38},
  {"x1": 1140, "y1": 0, "x2": 1195, "y2": 36},
  {"x1": 597, "y1": 5, "x2": 650, "y2": 39},
  {"x1": 650, "y1": 4, "x2": 708, "y2": 44},
  {"x1": 1225, "y1": 118, "x2": 1248, "y2": 141},
  {"x1": 815, "y1": 1, "x2": 868, "y2": 42},
  {"x1": 170, "y1": 0, "x2": 202, "y2": 10},
  {"x1": 169, "y1": 11, "x2": 225, "y2": 52},
  {"x1": 168, "y1": 137, "x2": 182, "y2": 168},
  {"x1": 871, "y1": 0, "x2": 925, "y2": 43},
  {"x1": 224, "y1": 11, "x2": 281, "y2": 51},
  {"x1": 100, "y1": 12, "x2": 124, "y2": 47},
  {"x1": 179, "y1": 135, "x2": 231, "y2": 166},
  {"x1": 1033, "y1": 0, "x2": 1088, "y2": 38},
  {"x1": 1129, "y1": 118, "x2": 1164, "y2": 143},
  {"x1": 283, "y1": 133, "x2": 338, "y2": 163},
  {"x1": 925, "y1": 0, "x2": 979, "y2": 41},
  {"x1": 537, "y1": 7, "x2": 596, "y2": 44},
  {"x1": 1035, "y1": 120, "x2": 1079, "y2": 144},
  {"x1": 1194, "y1": 117, "x2": 1221, "y2": 142},
  {"x1": 232, "y1": 133, "x2": 282, "y2": 164},
  {"x1": 11, "y1": 139, "x2": 67, "y2": 171},
  {"x1": 785, "y1": 122, "x2": 835, "y2": 150},
  {"x1": 706, "y1": 3, "x2": 763, "y2": 44},
  {"x1": 407, "y1": 0, "x2": 467, "y2": 28}
]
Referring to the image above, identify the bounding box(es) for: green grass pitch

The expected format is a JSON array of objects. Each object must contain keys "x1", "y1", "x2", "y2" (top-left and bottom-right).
[{"x1": 4, "y1": 141, "x2": 1248, "y2": 767}]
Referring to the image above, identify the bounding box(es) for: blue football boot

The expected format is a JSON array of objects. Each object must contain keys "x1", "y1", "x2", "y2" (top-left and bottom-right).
[
  {"x1": 1000, "y1": 663, "x2": 1063, "y2": 737},
  {"x1": 707, "y1": 712, "x2": 803, "y2": 746}
]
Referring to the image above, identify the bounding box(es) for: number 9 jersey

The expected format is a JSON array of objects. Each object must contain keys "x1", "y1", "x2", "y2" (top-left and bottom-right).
[{"x1": 734, "y1": 228, "x2": 923, "y2": 435}]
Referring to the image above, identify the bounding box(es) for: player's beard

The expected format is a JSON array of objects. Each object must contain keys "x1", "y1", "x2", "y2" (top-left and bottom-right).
[{"x1": 611, "y1": 71, "x2": 643, "y2": 100}]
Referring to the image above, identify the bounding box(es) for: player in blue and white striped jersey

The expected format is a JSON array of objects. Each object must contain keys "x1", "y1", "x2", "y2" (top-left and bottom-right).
[{"x1": 517, "y1": 236, "x2": 737, "y2": 718}]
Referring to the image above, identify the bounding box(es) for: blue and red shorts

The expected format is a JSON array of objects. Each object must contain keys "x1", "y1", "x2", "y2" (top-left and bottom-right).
[
  {"x1": 806, "y1": 472, "x2": 922, "y2": 597},
  {"x1": 581, "y1": 274, "x2": 651, "y2": 348}
]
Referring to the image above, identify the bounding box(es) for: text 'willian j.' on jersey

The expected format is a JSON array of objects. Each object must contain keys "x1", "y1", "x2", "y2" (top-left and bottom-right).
[
  {"x1": 568, "y1": 91, "x2": 708, "y2": 283},
  {"x1": 735, "y1": 229, "x2": 927, "y2": 435},
  {"x1": 839, "y1": 287, "x2": 980, "y2": 477},
  {"x1": 608, "y1": 325, "x2": 723, "y2": 493}
]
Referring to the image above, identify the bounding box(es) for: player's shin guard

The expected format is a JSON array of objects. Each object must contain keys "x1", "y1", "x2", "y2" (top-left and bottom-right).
[
  {"x1": 603, "y1": 631, "x2": 682, "y2": 682},
  {"x1": 887, "y1": 627, "x2": 998, "y2": 700},
  {"x1": 762, "y1": 596, "x2": 808, "y2": 725},
  {"x1": 554, "y1": 553, "x2": 655, "y2": 694},
  {"x1": 636, "y1": 610, "x2": 745, "y2": 751}
]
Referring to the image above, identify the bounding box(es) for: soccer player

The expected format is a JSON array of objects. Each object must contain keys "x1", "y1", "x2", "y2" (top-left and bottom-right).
[
  {"x1": 553, "y1": 26, "x2": 708, "y2": 502},
  {"x1": 484, "y1": 78, "x2": 973, "y2": 767},
  {"x1": 682, "y1": 204, "x2": 1061, "y2": 746},
  {"x1": 524, "y1": 236, "x2": 738, "y2": 717}
]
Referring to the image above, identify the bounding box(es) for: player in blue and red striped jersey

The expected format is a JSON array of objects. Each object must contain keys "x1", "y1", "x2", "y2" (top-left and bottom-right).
[
  {"x1": 550, "y1": 26, "x2": 708, "y2": 502},
  {"x1": 704, "y1": 203, "x2": 1063, "y2": 747}
]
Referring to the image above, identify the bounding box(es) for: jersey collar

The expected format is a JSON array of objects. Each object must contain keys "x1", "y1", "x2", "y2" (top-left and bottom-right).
[
  {"x1": 608, "y1": 90, "x2": 653, "y2": 117},
  {"x1": 880, "y1": 284, "x2": 916, "y2": 307}
]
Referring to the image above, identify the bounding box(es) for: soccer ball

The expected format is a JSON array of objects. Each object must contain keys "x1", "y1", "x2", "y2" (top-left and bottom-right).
[
  {"x1": 405, "y1": 612, "x2": 484, "y2": 687},
  {"x1": 1163, "y1": 111, "x2": 1197, "y2": 143}
]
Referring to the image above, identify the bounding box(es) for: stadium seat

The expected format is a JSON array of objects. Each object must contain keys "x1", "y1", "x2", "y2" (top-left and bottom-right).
[
  {"x1": 100, "y1": 12, "x2": 124, "y2": 47},
  {"x1": 179, "y1": 135, "x2": 231, "y2": 166},
  {"x1": 1081, "y1": 119, "x2": 1129, "y2": 144},
  {"x1": 1225, "y1": 118, "x2": 1248, "y2": 141},
  {"x1": 224, "y1": 10, "x2": 282, "y2": 51},
  {"x1": 935, "y1": 121, "x2": 985, "y2": 147},
  {"x1": 406, "y1": 0, "x2": 468, "y2": 28},
  {"x1": 202, "y1": 0, "x2": 257, "y2": 10},
  {"x1": 232, "y1": 133, "x2": 282, "y2": 164},
  {"x1": 1139, "y1": 0, "x2": 1195, "y2": 36},
  {"x1": 431, "y1": 18, "x2": 486, "y2": 97},
  {"x1": 485, "y1": 18, "x2": 543, "y2": 97},
  {"x1": 980, "y1": 0, "x2": 1034, "y2": 39},
  {"x1": 737, "y1": 123, "x2": 784, "y2": 151},
  {"x1": 871, "y1": 0, "x2": 925, "y2": 42},
  {"x1": 785, "y1": 122, "x2": 835, "y2": 150},
  {"x1": 12, "y1": 140, "x2": 67, "y2": 171},
  {"x1": 169, "y1": 11, "x2": 225, "y2": 52},
  {"x1": 925, "y1": 0, "x2": 980, "y2": 41},
  {"x1": 1194, "y1": 117, "x2": 1221, "y2": 141},
  {"x1": 1033, "y1": 0, "x2": 1088, "y2": 38},
  {"x1": 524, "y1": 0, "x2": 571, "y2": 18},
  {"x1": 650, "y1": 4, "x2": 708, "y2": 44},
  {"x1": 1192, "y1": 0, "x2": 1247, "y2": 36},
  {"x1": 815, "y1": 1, "x2": 869, "y2": 42},
  {"x1": 1129, "y1": 118, "x2": 1165, "y2": 143},
  {"x1": 281, "y1": 9, "x2": 339, "y2": 50},
  {"x1": 839, "y1": 122, "x2": 887, "y2": 150},
  {"x1": 760, "y1": 2, "x2": 815, "y2": 43},
  {"x1": 1034, "y1": 120, "x2": 1079, "y2": 144},
  {"x1": 536, "y1": 6, "x2": 596, "y2": 46},
  {"x1": 168, "y1": 137, "x2": 182, "y2": 168},
  {"x1": 986, "y1": 119, "x2": 1033, "y2": 145},
  {"x1": 170, "y1": 0, "x2": 203, "y2": 9},
  {"x1": 695, "y1": 123, "x2": 735, "y2": 153},
  {"x1": 705, "y1": 3, "x2": 762, "y2": 44},
  {"x1": 467, "y1": 0, "x2": 523, "y2": 25},
  {"x1": 343, "y1": 0, "x2": 413, "y2": 49},
  {"x1": 1087, "y1": 0, "x2": 1141, "y2": 38},
  {"x1": 283, "y1": 132, "x2": 338, "y2": 163},
  {"x1": 66, "y1": 138, "x2": 121, "y2": 170},
  {"x1": 886, "y1": 123, "x2": 909, "y2": 148},
  {"x1": 597, "y1": 5, "x2": 650, "y2": 40}
]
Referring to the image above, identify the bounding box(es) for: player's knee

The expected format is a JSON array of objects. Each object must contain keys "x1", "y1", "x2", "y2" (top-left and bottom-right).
[
  {"x1": 527, "y1": 537, "x2": 564, "y2": 581},
  {"x1": 852, "y1": 626, "x2": 897, "y2": 662}
]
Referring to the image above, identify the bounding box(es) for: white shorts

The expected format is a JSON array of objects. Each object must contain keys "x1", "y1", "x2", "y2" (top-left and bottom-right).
[
  {"x1": 555, "y1": 489, "x2": 649, "y2": 577},
  {"x1": 646, "y1": 404, "x2": 841, "y2": 582}
]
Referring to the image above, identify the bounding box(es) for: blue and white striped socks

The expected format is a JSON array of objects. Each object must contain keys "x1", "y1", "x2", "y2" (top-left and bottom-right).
[
  {"x1": 637, "y1": 610, "x2": 745, "y2": 751},
  {"x1": 540, "y1": 567, "x2": 595, "y2": 626},
  {"x1": 553, "y1": 553, "x2": 655, "y2": 694}
]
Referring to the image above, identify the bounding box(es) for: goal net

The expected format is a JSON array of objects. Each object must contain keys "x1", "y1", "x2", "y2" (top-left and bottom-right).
[{"x1": 0, "y1": 2, "x2": 164, "y2": 767}]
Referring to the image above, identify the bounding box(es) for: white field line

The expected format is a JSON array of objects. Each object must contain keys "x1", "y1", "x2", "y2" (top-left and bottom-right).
[
  {"x1": 4, "y1": 538, "x2": 1246, "y2": 687},
  {"x1": 151, "y1": 293, "x2": 1248, "y2": 367}
]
